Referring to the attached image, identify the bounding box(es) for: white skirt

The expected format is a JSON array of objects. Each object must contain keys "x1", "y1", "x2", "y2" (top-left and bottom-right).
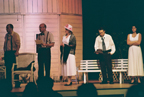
[
  {"x1": 61, "y1": 54, "x2": 76, "y2": 76},
  {"x1": 128, "y1": 45, "x2": 143, "y2": 76}
]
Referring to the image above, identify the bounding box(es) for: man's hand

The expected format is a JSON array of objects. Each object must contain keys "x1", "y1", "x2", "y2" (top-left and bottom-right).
[
  {"x1": 0, "y1": 57, "x2": 3, "y2": 60},
  {"x1": 42, "y1": 43, "x2": 46, "y2": 46},
  {"x1": 96, "y1": 52, "x2": 99, "y2": 54},
  {"x1": 95, "y1": 49, "x2": 103, "y2": 54},
  {"x1": 94, "y1": 51, "x2": 99, "y2": 54},
  {"x1": 60, "y1": 43, "x2": 64, "y2": 47},
  {"x1": 15, "y1": 51, "x2": 19, "y2": 56},
  {"x1": 108, "y1": 52, "x2": 112, "y2": 55}
]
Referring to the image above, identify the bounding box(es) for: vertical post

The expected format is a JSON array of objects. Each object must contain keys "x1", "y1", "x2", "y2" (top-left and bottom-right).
[
  {"x1": 5, "y1": 66, "x2": 6, "y2": 79},
  {"x1": 86, "y1": 72, "x2": 88, "y2": 83},
  {"x1": 120, "y1": 72, "x2": 122, "y2": 84},
  {"x1": 84, "y1": 72, "x2": 86, "y2": 84}
]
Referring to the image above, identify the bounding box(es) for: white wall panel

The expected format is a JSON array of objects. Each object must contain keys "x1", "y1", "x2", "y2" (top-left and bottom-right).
[
  {"x1": 27, "y1": 0, "x2": 33, "y2": 13},
  {"x1": 48, "y1": 0, "x2": 53, "y2": 13},
  {"x1": 53, "y1": 0, "x2": 58, "y2": 13},
  {"x1": 0, "y1": 0, "x2": 4, "y2": 13},
  {"x1": 43, "y1": 0, "x2": 48, "y2": 13},
  {"x1": 38, "y1": 0, "x2": 43, "y2": 13},
  {"x1": 9, "y1": 0, "x2": 14, "y2": 13},
  {"x1": 33, "y1": 0, "x2": 38, "y2": 13},
  {"x1": 59, "y1": 0, "x2": 82, "y2": 15},
  {"x1": 14, "y1": 0, "x2": 20, "y2": 13},
  {"x1": 4, "y1": 0, "x2": 9, "y2": 13}
]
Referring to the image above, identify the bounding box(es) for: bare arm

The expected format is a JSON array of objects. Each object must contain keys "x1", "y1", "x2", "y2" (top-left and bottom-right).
[
  {"x1": 127, "y1": 34, "x2": 142, "y2": 46},
  {"x1": 132, "y1": 33, "x2": 142, "y2": 45},
  {"x1": 127, "y1": 34, "x2": 137, "y2": 45},
  {"x1": 109, "y1": 36, "x2": 116, "y2": 55}
]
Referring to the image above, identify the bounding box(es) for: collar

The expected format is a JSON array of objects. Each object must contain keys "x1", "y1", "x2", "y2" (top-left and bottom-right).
[
  {"x1": 44, "y1": 30, "x2": 47, "y2": 35},
  {"x1": 7, "y1": 31, "x2": 14, "y2": 36},
  {"x1": 100, "y1": 33, "x2": 106, "y2": 38},
  {"x1": 40, "y1": 30, "x2": 47, "y2": 35},
  {"x1": 103, "y1": 33, "x2": 106, "y2": 38}
]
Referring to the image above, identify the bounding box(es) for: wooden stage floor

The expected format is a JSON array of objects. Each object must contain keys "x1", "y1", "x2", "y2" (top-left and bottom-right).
[{"x1": 11, "y1": 81, "x2": 133, "y2": 97}]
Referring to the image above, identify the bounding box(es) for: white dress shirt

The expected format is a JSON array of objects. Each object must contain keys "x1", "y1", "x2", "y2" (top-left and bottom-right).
[{"x1": 94, "y1": 33, "x2": 116, "y2": 55}]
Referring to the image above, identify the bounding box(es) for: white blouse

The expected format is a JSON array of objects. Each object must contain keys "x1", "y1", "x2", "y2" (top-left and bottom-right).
[{"x1": 62, "y1": 35, "x2": 71, "y2": 45}]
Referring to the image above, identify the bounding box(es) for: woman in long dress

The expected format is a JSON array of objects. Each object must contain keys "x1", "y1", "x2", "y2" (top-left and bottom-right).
[
  {"x1": 61, "y1": 24, "x2": 76, "y2": 86},
  {"x1": 127, "y1": 26, "x2": 143, "y2": 83}
]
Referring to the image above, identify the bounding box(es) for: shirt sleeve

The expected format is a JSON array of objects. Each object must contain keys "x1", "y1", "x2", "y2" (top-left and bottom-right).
[
  {"x1": 109, "y1": 35, "x2": 116, "y2": 55},
  {"x1": 94, "y1": 36, "x2": 99, "y2": 51},
  {"x1": 49, "y1": 32, "x2": 55, "y2": 43},
  {"x1": 14, "y1": 33, "x2": 21, "y2": 46}
]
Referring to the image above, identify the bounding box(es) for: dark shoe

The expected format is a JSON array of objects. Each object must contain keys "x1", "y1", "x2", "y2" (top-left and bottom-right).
[
  {"x1": 129, "y1": 82, "x2": 134, "y2": 84},
  {"x1": 64, "y1": 82, "x2": 72, "y2": 86},
  {"x1": 109, "y1": 81, "x2": 114, "y2": 84},
  {"x1": 100, "y1": 81, "x2": 108, "y2": 84}
]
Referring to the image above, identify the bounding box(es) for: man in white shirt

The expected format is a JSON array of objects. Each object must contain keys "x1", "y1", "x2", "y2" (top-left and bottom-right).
[{"x1": 94, "y1": 28, "x2": 116, "y2": 84}]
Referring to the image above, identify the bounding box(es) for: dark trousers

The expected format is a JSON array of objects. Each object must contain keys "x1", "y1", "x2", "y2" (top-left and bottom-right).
[
  {"x1": 99, "y1": 52, "x2": 113, "y2": 82},
  {"x1": 38, "y1": 48, "x2": 51, "y2": 78},
  {"x1": 4, "y1": 51, "x2": 19, "y2": 88}
]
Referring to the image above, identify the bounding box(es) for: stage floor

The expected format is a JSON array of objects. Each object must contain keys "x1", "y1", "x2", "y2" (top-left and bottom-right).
[{"x1": 11, "y1": 81, "x2": 133, "y2": 97}]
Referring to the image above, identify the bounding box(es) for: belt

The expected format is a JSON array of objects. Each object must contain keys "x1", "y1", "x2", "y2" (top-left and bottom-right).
[{"x1": 103, "y1": 49, "x2": 111, "y2": 53}]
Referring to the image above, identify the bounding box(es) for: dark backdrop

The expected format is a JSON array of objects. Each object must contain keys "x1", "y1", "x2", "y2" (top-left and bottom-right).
[
  {"x1": 82, "y1": 0, "x2": 144, "y2": 80},
  {"x1": 82, "y1": 0, "x2": 144, "y2": 60}
]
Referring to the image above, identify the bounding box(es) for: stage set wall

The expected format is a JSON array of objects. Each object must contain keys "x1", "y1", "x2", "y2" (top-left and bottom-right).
[{"x1": 0, "y1": 0, "x2": 83, "y2": 80}]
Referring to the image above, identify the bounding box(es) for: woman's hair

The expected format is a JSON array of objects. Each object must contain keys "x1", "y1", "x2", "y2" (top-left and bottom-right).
[
  {"x1": 131, "y1": 25, "x2": 138, "y2": 34},
  {"x1": 65, "y1": 28, "x2": 73, "y2": 35},
  {"x1": 69, "y1": 30, "x2": 73, "y2": 34}
]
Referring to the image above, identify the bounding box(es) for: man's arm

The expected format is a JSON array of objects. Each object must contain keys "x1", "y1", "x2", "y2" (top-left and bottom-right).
[
  {"x1": 94, "y1": 37, "x2": 99, "y2": 54},
  {"x1": 15, "y1": 45, "x2": 20, "y2": 56},
  {"x1": 109, "y1": 36, "x2": 116, "y2": 55},
  {"x1": 15, "y1": 33, "x2": 20, "y2": 56}
]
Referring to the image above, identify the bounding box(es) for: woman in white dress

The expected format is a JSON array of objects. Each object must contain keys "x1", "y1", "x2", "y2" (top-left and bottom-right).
[
  {"x1": 61, "y1": 24, "x2": 76, "y2": 86},
  {"x1": 127, "y1": 26, "x2": 143, "y2": 84}
]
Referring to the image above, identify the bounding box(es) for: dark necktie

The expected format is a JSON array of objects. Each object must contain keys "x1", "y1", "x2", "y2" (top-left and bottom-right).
[{"x1": 101, "y1": 37, "x2": 106, "y2": 51}]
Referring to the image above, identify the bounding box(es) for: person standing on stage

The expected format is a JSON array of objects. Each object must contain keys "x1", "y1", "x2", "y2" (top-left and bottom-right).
[
  {"x1": 60, "y1": 24, "x2": 76, "y2": 86},
  {"x1": 94, "y1": 28, "x2": 116, "y2": 84},
  {"x1": 37, "y1": 23, "x2": 55, "y2": 79},
  {"x1": 127, "y1": 26, "x2": 143, "y2": 84},
  {"x1": 4, "y1": 24, "x2": 21, "y2": 88}
]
